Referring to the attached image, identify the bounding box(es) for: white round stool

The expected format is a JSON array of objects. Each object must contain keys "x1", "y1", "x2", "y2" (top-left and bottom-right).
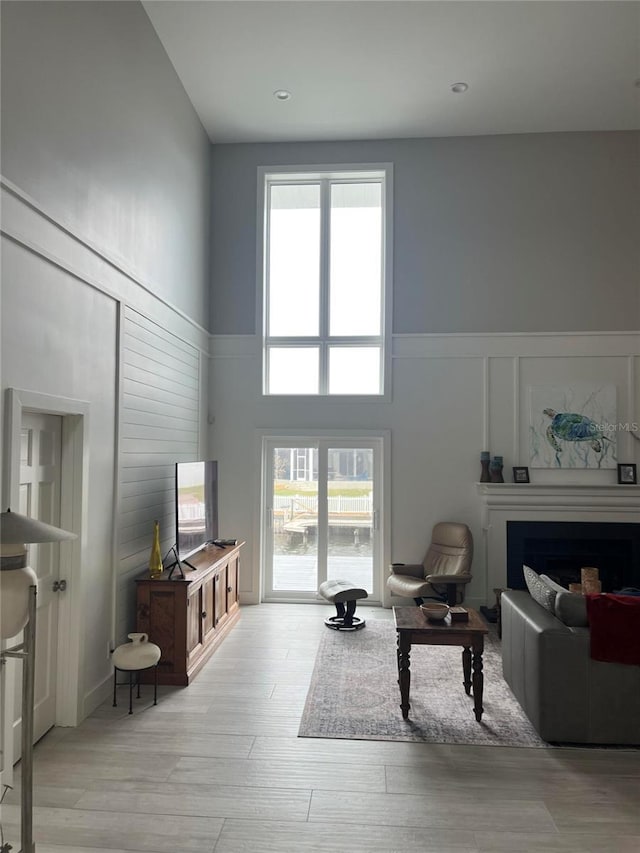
[{"x1": 112, "y1": 632, "x2": 161, "y2": 714}]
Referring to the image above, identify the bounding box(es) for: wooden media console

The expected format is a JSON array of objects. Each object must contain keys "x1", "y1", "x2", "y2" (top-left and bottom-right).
[{"x1": 136, "y1": 542, "x2": 243, "y2": 685}]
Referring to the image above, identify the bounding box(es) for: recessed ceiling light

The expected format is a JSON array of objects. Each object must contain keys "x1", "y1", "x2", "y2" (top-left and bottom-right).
[
  {"x1": 273, "y1": 89, "x2": 292, "y2": 101},
  {"x1": 451, "y1": 82, "x2": 469, "y2": 94}
]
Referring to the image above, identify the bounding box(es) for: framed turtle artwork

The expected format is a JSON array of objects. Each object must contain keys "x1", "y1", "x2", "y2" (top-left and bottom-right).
[{"x1": 529, "y1": 385, "x2": 617, "y2": 469}]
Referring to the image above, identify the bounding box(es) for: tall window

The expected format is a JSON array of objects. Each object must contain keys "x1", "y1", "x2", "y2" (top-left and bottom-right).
[{"x1": 260, "y1": 167, "x2": 390, "y2": 395}]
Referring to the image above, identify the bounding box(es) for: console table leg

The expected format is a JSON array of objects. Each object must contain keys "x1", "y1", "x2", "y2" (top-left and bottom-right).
[
  {"x1": 397, "y1": 635, "x2": 411, "y2": 719},
  {"x1": 472, "y1": 644, "x2": 484, "y2": 722},
  {"x1": 462, "y1": 646, "x2": 471, "y2": 695}
]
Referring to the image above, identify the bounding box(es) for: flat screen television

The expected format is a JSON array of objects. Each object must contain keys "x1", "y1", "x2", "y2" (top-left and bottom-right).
[{"x1": 175, "y1": 460, "x2": 218, "y2": 562}]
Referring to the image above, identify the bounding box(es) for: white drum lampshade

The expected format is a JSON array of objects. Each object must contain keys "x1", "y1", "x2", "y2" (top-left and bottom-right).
[{"x1": 0, "y1": 508, "x2": 77, "y2": 639}]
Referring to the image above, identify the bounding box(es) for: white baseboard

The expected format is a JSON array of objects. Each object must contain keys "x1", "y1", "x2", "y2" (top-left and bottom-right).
[{"x1": 83, "y1": 671, "x2": 113, "y2": 721}]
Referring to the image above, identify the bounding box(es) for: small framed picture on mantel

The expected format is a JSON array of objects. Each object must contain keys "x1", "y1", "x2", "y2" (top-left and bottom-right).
[
  {"x1": 512, "y1": 466, "x2": 530, "y2": 484},
  {"x1": 617, "y1": 463, "x2": 637, "y2": 485}
]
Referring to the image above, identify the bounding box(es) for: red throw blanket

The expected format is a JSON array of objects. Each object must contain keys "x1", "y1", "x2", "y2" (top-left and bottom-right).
[{"x1": 585, "y1": 594, "x2": 640, "y2": 666}]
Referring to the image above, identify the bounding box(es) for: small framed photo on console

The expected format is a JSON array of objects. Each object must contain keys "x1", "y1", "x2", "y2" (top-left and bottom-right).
[
  {"x1": 617, "y1": 463, "x2": 637, "y2": 485},
  {"x1": 512, "y1": 466, "x2": 530, "y2": 484}
]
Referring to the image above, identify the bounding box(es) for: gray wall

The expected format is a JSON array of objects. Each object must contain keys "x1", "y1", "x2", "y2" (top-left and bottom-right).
[
  {"x1": 1, "y1": 0, "x2": 211, "y2": 716},
  {"x1": 210, "y1": 131, "x2": 640, "y2": 335},
  {"x1": 1, "y1": 0, "x2": 211, "y2": 324}
]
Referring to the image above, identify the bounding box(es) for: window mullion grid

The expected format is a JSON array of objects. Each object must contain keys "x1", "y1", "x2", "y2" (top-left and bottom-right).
[
  {"x1": 263, "y1": 181, "x2": 273, "y2": 394},
  {"x1": 262, "y1": 167, "x2": 388, "y2": 397},
  {"x1": 379, "y1": 177, "x2": 386, "y2": 394},
  {"x1": 265, "y1": 336, "x2": 381, "y2": 347},
  {"x1": 319, "y1": 178, "x2": 331, "y2": 395},
  {"x1": 320, "y1": 336, "x2": 382, "y2": 346},
  {"x1": 264, "y1": 182, "x2": 272, "y2": 339},
  {"x1": 317, "y1": 442, "x2": 329, "y2": 585}
]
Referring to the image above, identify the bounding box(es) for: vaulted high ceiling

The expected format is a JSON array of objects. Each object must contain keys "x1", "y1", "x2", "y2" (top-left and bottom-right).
[{"x1": 143, "y1": 1, "x2": 640, "y2": 143}]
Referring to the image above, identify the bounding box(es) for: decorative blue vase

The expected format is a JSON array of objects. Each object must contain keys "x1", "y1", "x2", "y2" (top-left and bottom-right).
[
  {"x1": 480, "y1": 451, "x2": 491, "y2": 482},
  {"x1": 490, "y1": 455, "x2": 504, "y2": 483}
]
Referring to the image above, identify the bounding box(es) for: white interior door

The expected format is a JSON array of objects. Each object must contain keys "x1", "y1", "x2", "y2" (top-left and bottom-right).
[{"x1": 12, "y1": 412, "x2": 63, "y2": 757}]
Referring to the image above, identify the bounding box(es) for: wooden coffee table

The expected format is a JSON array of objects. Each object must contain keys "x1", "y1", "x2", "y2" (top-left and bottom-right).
[{"x1": 393, "y1": 606, "x2": 489, "y2": 722}]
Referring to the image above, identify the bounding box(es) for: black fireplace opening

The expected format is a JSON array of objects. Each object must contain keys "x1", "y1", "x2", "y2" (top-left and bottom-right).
[{"x1": 506, "y1": 521, "x2": 640, "y2": 592}]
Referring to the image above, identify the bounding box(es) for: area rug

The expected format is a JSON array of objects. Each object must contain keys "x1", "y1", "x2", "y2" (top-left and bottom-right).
[{"x1": 299, "y1": 618, "x2": 548, "y2": 747}]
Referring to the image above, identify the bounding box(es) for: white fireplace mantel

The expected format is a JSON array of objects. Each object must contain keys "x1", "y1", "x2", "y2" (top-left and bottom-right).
[
  {"x1": 477, "y1": 482, "x2": 640, "y2": 511},
  {"x1": 476, "y1": 483, "x2": 640, "y2": 595}
]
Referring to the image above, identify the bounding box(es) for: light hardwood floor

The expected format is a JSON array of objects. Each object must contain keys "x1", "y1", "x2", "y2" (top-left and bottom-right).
[{"x1": 2, "y1": 603, "x2": 640, "y2": 852}]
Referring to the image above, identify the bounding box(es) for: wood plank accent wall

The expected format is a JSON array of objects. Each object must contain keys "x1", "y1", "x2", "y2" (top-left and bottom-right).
[{"x1": 117, "y1": 306, "x2": 201, "y2": 641}]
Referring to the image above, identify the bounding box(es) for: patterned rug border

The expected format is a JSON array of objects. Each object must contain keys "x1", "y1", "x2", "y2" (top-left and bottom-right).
[{"x1": 299, "y1": 618, "x2": 549, "y2": 748}]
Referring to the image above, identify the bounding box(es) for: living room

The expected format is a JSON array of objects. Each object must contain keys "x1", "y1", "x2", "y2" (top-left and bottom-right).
[{"x1": 1, "y1": 2, "x2": 639, "y2": 851}]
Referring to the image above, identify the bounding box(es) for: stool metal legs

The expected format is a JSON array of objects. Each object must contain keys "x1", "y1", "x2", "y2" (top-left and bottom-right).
[
  {"x1": 112, "y1": 665, "x2": 158, "y2": 714},
  {"x1": 324, "y1": 598, "x2": 366, "y2": 630}
]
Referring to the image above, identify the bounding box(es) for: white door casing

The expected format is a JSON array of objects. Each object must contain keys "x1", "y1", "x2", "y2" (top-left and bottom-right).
[
  {"x1": 1, "y1": 388, "x2": 88, "y2": 789},
  {"x1": 260, "y1": 430, "x2": 390, "y2": 605},
  {"x1": 12, "y1": 412, "x2": 63, "y2": 755}
]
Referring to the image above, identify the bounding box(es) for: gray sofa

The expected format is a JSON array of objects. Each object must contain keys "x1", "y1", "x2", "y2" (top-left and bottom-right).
[{"x1": 501, "y1": 589, "x2": 640, "y2": 744}]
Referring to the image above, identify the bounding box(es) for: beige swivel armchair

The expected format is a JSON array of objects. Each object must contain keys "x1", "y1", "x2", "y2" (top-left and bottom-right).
[{"x1": 387, "y1": 521, "x2": 473, "y2": 606}]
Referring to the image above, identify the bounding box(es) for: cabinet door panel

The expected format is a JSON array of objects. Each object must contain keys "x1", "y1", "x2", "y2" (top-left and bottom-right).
[
  {"x1": 202, "y1": 575, "x2": 216, "y2": 643},
  {"x1": 214, "y1": 566, "x2": 227, "y2": 629},
  {"x1": 148, "y1": 591, "x2": 178, "y2": 668},
  {"x1": 187, "y1": 588, "x2": 203, "y2": 658},
  {"x1": 227, "y1": 553, "x2": 239, "y2": 611},
  {"x1": 137, "y1": 584, "x2": 186, "y2": 679}
]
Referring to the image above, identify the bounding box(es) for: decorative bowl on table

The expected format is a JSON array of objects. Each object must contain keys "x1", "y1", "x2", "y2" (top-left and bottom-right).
[{"x1": 420, "y1": 602, "x2": 450, "y2": 621}]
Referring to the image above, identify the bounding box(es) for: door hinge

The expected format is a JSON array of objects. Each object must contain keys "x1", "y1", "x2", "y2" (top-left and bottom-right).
[{"x1": 53, "y1": 579, "x2": 67, "y2": 592}]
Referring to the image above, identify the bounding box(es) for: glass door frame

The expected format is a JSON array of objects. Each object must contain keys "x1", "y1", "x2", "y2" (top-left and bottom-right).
[{"x1": 259, "y1": 429, "x2": 390, "y2": 605}]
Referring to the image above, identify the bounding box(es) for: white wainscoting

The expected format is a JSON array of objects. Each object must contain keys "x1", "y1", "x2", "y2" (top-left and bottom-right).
[
  {"x1": 1, "y1": 176, "x2": 209, "y2": 715},
  {"x1": 210, "y1": 332, "x2": 640, "y2": 610}
]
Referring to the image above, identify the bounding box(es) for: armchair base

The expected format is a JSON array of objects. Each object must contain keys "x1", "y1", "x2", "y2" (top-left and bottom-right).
[{"x1": 319, "y1": 579, "x2": 368, "y2": 631}]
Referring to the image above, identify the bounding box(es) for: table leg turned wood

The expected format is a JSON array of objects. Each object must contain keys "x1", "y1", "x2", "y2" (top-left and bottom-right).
[
  {"x1": 397, "y1": 634, "x2": 411, "y2": 719},
  {"x1": 462, "y1": 646, "x2": 472, "y2": 695},
  {"x1": 472, "y1": 639, "x2": 484, "y2": 722},
  {"x1": 394, "y1": 607, "x2": 488, "y2": 726}
]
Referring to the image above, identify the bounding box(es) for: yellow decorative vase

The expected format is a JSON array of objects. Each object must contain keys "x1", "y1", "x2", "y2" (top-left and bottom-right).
[{"x1": 149, "y1": 520, "x2": 163, "y2": 579}]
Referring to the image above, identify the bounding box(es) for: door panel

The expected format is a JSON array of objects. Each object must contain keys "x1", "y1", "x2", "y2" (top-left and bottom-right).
[
  {"x1": 326, "y1": 448, "x2": 374, "y2": 591},
  {"x1": 13, "y1": 412, "x2": 62, "y2": 757},
  {"x1": 187, "y1": 588, "x2": 203, "y2": 658},
  {"x1": 202, "y1": 576, "x2": 216, "y2": 642},
  {"x1": 213, "y1": 568, "x2": 227, "y2": 630},
  {"x1": 271, "y1": 446, "x2": 318, "y2": 592},
  {"x1": 227, "y1": 554, "x2": 239, "y2": 610}
]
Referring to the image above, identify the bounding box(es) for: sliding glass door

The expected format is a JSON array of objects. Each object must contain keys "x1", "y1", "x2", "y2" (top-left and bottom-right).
[{"x1": 262, "y1": 436, "x2": 383, "y2": 602}]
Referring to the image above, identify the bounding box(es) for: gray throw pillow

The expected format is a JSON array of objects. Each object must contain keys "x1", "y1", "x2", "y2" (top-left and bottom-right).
[
  {"x1": 539, "y1": 574, "x2": 569, "y2": 615},
  {"x1": 537, "y1": 573, "x2": 589, "y2": 626},
  {"x1": 523, "y1": 565, "x2": 556, "y2": 613},
  {"x1": 554, "y1": 589, "x2": 589, "y2": 627}
]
